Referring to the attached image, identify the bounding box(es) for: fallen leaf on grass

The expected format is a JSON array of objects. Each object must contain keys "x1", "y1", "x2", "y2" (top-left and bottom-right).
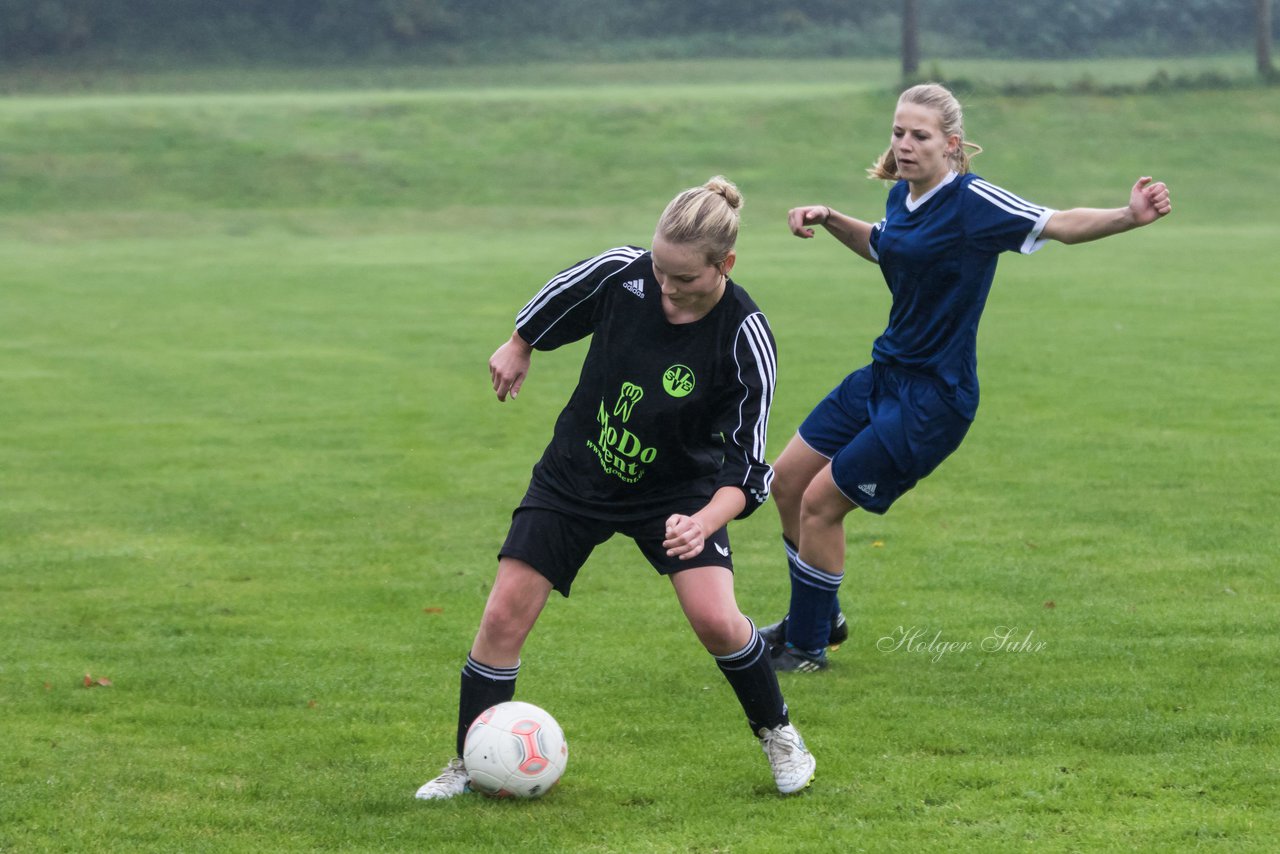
[
  {"x1": 1043, "y1": 601, "x2": 1056, "y2": 609},
  {"x1": 83, "y1": 674, "x2": 112, "y2": 688},
  {"x1": 423, "y1": 606, "x2": 444, "y2": 614}
]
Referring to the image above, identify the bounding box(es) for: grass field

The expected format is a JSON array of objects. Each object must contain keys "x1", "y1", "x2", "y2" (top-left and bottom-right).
[{"x1": 2, "y1": 59, "x2": 1278, "y2": 852}]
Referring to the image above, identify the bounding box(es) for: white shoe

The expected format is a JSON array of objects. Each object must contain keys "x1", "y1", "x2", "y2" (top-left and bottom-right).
[
  {"x1": 758, "y1": 723, "x2": 815, "y2": 794},
  {"x1": 414, "y1": 757, "x2": 470, "y2": 800}
]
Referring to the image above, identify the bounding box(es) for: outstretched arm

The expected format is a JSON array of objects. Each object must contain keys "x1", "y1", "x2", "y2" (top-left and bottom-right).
[
  {"x1": 788, "y1": 205, "x2": 877, "y2": 262},
  {"x1": 1041, "y1": 177, "x2": 1172, "y2": 245},
  {"x1": 488, "y1": 330, "x2": 532, "y2": 402}
]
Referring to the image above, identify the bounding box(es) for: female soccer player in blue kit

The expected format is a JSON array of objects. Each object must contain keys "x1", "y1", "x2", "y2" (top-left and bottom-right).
[
  {"x1": 416, "y1": 177, "x2": 816, "y2": 799},
  {"x1": 761, "y1": 83, "x2": 1172, "y2": 671}
]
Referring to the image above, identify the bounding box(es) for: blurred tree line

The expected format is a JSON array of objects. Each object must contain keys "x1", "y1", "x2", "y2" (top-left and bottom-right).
[{"x1": 0, "y1": 0, "x2": 1271, "y2": 65}]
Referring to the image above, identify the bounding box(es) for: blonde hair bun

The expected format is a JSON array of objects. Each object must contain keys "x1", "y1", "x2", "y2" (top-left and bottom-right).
[{"x1": 656, "y1": 176, "x2": 743, "y2": 265}]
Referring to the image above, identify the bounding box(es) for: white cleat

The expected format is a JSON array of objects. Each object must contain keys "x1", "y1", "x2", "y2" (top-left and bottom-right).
[
  {"x1": 414, "y1": 757, "x2": 470, "y2": 800},
  {"x1": 758, "y1": 723, "x2": 816, "y2": 795}
]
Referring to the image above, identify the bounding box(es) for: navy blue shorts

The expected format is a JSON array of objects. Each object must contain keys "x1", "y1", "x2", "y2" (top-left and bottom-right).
[
  {"x1": 499, "y1": 505, "x2": 734, "y2": 597},
  {"x1": 798, "y1": 363, "x2": 971, "y2": 514}
]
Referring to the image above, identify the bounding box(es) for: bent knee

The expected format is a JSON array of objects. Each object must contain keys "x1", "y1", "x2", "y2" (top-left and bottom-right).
[
  {"x1": 476, "y1": 599, "x2": 538, "y2": 653},
  {"x1": 771, "y1": 475, "x2": 804, "y2": 514},
  {"x1": 799, "y1": 487, "x2": 854, "y2": 527},
  {"x1": 772, "y1": 455, "x2": 820, "y2": 500},
  {"x1": 689, "y1": 610, "x2": 750, "y2": 654}
]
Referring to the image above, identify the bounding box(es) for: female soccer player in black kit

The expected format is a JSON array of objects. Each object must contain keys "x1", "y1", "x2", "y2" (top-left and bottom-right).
[{"x1": 416, "y1": 177, "x2": 816, "y2": 799}]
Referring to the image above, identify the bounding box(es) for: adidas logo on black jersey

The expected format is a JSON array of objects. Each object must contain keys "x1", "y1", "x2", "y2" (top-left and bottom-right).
[{"x1": 622, "y1": 279, "x2": 645, "y2": 298}]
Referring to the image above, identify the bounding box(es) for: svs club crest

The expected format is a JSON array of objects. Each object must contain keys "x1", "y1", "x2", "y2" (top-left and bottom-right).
[{"x1": 663, "y1": 364, "x2": 695, "y2": 398}]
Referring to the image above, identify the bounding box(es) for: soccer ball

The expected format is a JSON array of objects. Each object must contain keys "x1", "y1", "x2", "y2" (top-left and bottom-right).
[{"x1": 463, "y1": 701, "x2": 568, "y2": 798}]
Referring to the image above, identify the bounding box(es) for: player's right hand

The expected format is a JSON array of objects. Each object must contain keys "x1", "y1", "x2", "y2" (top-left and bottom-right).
[
  {"x1": 489, "y1": 332, "x2": 532, "y2": 401},
  {"x1": 787, "y1": 205, "x2": 830, "y2": 238}
]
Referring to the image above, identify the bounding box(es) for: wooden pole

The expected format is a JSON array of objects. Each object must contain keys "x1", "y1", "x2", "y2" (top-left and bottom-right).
[
  {"x1": 1259, "y1": 0, "x2": 1275, "y2": 78},
  {"x1": 902, "y1": 0, "x2": 920, "y2": 82}
]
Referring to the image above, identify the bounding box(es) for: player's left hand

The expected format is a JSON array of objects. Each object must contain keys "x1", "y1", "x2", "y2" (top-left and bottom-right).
[
  {"x1": 664, "y1": 514, "x2": 706, "y2": 560},
  {"x1": 1130, "y1": 176, "x2": 1172, "y2": 226}
]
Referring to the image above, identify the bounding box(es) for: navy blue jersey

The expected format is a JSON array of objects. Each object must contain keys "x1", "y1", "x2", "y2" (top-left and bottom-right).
[
  {"x1": 868, "y1": 171, "x2": 1054, "y2": 418},
  {"x1": 513, "y1": 246, "x2": 777, "y2": 522}
]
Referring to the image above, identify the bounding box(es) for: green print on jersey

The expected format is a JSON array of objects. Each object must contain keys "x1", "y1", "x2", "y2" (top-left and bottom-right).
[
  {"x1": 663, "y1": 365, "x2": 695, "y2": 398},
  {"x1": 614, "y1": 381, "x2": 643, "y2": 420},
  {"x1": 587, "y1": 382, "x2": 658, "y2": 484}
]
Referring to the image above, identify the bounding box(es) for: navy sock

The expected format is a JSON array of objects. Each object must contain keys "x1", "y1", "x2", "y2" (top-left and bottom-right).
[
  {"x1": 785, "y1": 551, "x2": 843, "y2": 654},
  {"x1": 783, "y1": 537, "x2": 843, "y2": 623},
  {"x1": 456, "y1": 655, "x2": 519, "y2": 756},
  {"x1": 715, "y1": 622, "x2": 789, "y2": 734}
]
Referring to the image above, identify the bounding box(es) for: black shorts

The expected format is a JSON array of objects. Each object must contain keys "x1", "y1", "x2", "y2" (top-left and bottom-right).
[{"x1": 499, "y1": 506, "x2": 734, "y2": 597}]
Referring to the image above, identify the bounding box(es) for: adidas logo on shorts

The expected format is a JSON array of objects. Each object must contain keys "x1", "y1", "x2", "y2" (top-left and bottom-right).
[{"x1": 857, "y1": 483, "x2": 877, "y2": 497}]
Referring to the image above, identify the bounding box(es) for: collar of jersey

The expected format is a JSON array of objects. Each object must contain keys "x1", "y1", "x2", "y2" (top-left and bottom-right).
[{"x1": 905, "y1": 170, "x2": 959, "y2": 212}]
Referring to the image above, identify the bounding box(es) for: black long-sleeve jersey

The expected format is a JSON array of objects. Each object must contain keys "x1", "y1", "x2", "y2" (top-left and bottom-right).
[{"x1": 513, "y1": 246, "x2": 777, "y2": 523}]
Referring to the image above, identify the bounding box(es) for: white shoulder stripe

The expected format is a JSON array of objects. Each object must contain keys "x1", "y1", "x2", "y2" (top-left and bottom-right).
[
  {"x1": 968, "y1": 179, "x2": 1047, "y2": 221},
  {"x1": 970, "y1": 178, "x2": 1045, "y2": 213},
  {"x1": 515, "y1": 247, "x2": 644, "y2": 327}
]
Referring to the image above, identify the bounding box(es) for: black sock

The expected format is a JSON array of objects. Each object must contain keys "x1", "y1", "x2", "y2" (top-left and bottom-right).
[
  {"x1": 456, "y1": 654, "x2": 519, "y2": 756},
  {"x1": 715, "y1": 623, "x2": 789, "y2": 734}
]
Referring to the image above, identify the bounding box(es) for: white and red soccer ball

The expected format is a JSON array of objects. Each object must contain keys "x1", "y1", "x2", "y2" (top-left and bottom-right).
[{"x1": 463, "y1": 701, "x2": 568, "y2": 798}]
